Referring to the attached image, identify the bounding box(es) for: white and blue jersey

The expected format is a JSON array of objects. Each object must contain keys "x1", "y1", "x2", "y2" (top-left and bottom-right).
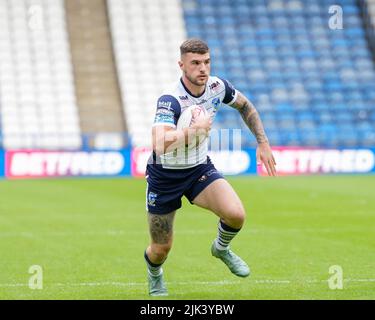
[
  {"x1": 152, "y1": 76, "x2": 238, "y2": 169},
  {"x1": 146, "y1": 76, "x2": 238, "y2": 214}
]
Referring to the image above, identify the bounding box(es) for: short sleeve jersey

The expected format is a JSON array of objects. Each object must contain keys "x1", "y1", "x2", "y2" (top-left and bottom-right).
[{"x1": 153, "y1": 76, "x2": 238, "y2": 169}]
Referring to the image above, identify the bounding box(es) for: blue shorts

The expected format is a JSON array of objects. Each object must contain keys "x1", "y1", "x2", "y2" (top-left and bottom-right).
[{"x1": 145, "y1": 156, "x2": 224, "y2": 214}]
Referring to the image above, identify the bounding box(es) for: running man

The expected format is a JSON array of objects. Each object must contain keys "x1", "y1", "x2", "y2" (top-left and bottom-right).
[{"x1": 144, "y1": 38, "x2": 276, "y2": 296}]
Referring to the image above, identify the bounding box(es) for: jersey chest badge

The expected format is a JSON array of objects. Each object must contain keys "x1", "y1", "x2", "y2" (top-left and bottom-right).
[{"x1": 212, "y1": 98, "x2": 221, "y2": 112}]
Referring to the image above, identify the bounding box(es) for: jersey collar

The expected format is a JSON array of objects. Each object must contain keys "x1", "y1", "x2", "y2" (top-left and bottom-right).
[{"x1": 180, "y1": 77, "x2": 206, "y2": 99}]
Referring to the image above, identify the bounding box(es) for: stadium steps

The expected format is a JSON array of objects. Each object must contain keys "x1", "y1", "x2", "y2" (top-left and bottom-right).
[
  {"x1": 64, "y1": 0, "x2": 127, "y2": 138},
  {"x1": 360, "y1": 0, "x2": 375, "y2": 58},
  {"x1": 107, "y1": 0, "x2": 187, "y2": 147}
]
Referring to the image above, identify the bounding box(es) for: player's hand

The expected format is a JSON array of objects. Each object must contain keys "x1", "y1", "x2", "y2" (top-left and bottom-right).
[
  {"x1": 191, "y1": 113, "x2": 212, "y2": 135},
  {"x1": 257, "y1": 142, "x2": 277, "y2": 176}
]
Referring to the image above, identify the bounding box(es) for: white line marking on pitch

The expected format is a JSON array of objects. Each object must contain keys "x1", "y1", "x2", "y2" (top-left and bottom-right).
[
  {"x1": 1, "y1": 278, "x2": 375, "y2": 288},
  {"x1": 1, "y1": 226, "x2": 374, "y2": 238}
]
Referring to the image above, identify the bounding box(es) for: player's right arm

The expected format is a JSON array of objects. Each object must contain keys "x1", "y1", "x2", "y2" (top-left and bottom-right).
[{"x1": 152, "y1": 95, "x2": 211, "y2": 156}]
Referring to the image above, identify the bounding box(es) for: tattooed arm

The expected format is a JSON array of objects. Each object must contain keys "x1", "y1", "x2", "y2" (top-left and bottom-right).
[
  {"x1": 230, "y1": 91, "x2": 277, "y2": 176},
  {"x1": 230, "y1": 92, "x2": 268, "y2": 144}
]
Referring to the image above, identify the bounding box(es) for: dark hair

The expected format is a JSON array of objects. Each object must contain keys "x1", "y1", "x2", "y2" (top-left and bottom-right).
[{"x1": 180, "y1": 38, "x2": 209, "y2": 55}]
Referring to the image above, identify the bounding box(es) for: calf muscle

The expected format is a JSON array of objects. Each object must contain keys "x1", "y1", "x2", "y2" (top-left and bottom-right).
[{"x1": 148, "y1": 212, "x2": 175, "y2": 244}]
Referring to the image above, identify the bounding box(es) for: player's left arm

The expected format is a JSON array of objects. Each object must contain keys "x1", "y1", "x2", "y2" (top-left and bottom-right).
[{"x1": 230, "y1": 91, "x2": 277, "y2": 176}]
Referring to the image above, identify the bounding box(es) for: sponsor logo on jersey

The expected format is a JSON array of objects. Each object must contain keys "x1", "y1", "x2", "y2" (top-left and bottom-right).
[
  {"x1": 179, "y1": 96, "x2": 190, "y2": 107},
  {"x1": 154, "y1": 114, "x2": 174, "y2": 124},
  {"x1": 148, "y1": 192, "x2": 157, "y2": 207},
  {"x1": 209, "y1": 81, "x2": 220, "y2": 90},
  {"x1": 156, "y1": 108, "x2": 174, "y2": 116},
  {"x1": 158, "y1": 101, "x2": 172, "y2": 110}
]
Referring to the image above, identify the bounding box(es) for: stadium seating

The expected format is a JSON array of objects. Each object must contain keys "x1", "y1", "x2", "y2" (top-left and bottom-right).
[
  {"x1": 107, "y1": 0, "x2": 187, "y2": 147},
  {"x1": 182, "y1": 0, "x2": 375, "y2": 147},
  {"x1": 0, "y1": 0, "x2": 374, "y2": 150},
  {"x1": 0, "y1": 0, "x2": 81, "y2": 149}
]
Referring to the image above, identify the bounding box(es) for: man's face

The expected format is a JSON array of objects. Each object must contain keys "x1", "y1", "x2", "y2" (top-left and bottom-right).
[{"x1": 179, "y1": 52, "x2": 211, "y2": 87}]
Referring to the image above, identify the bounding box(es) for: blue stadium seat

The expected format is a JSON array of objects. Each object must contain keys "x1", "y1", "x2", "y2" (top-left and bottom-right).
[{"x1": 182, "y1": 0, "x2": 375, "y2": 147}]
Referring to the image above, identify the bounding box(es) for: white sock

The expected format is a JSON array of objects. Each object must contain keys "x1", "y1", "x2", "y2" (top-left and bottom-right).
[
  {"x1": 214, "y1": 220, "x2": 240, "y2": 251},
  {"x1": 144, "y1": 251, "x2": 163, "y2": 276}
]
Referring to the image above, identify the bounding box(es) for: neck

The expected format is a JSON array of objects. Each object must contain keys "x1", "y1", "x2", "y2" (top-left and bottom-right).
[{"x1": 181, "y1": 75, "x2": 206, "y2": 97}]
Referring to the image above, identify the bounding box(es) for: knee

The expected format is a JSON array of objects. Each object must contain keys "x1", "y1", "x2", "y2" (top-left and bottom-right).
[{"x1": 225, "y1": 205, "x2": 246, "y2": 229}]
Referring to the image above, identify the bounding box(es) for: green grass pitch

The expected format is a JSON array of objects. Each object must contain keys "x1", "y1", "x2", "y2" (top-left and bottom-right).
[{"x1": 0, "y1": 176, "x2": 374, "y2": 300}]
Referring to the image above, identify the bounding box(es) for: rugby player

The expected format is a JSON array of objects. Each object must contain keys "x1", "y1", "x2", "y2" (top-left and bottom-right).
[{"x1": 144, "y1": 38, "x2": 276, "y2": 296}]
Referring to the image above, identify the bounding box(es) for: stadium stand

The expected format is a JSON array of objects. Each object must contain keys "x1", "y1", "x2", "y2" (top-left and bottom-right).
[
  {"x1": 0, "y1": 0, "x2": 375, "y2": 150},
  {"x1": 0, "y1": 0, "x2": 81, "y2": 149},
  {"x1": 182, "y1": 0, "x2": 375, "y2": 148},
  {"x1": 65, "y1": 0, "x2": 127, "y2": 149},
  {"x1": 107, "y1": 0, "x2": 187, "y2": 147}
]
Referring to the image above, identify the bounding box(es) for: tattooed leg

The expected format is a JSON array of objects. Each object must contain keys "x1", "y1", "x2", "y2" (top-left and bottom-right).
[{"x1": 146, "y1": 211, "x2": 176, "y2": 264}]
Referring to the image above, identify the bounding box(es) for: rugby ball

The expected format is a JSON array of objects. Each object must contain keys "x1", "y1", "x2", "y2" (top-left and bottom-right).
[{"x1": 177, "y1": 105, "x2": 207, "y2": 130}]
